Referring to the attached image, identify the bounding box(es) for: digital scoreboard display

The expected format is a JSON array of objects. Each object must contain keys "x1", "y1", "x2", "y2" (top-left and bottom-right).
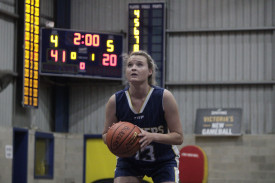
[
  {"x1": 22, "y1": 0, "x2": 40, "y2": 108},
  {"x1": 128, "y1": 3, "x2": 165, "y2": 86},
  {"x1": 40, "y1": 28, "x2": 123, "y2": 79}
]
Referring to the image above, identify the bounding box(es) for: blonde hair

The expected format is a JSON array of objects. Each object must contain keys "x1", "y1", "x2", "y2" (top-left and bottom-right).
[{"x1": 123, "y1": 50, "x2": 157, "y2": 85}]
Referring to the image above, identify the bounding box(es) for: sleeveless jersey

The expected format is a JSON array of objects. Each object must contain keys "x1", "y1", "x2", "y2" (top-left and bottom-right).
[{"x1": 115, "y1": 85, "x2": 179, "y2": 165}]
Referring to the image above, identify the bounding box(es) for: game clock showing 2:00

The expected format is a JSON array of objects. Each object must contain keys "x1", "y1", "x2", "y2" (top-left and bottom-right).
[{"x1": 40, "y1": 28, "x2": 123, "y2": 79}]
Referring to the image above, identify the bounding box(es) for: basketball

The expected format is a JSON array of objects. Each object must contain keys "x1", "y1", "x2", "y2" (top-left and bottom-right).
[{"x1": 106, "y1": 121, "x2": 141, "y2": 157}]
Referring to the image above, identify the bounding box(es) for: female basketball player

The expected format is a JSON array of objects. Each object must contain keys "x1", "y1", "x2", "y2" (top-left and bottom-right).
[{"x1": 102, "y1": 50, "x2": 184, "y2": 183}]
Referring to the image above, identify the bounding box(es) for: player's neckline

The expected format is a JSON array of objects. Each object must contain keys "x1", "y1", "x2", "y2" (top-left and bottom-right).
[{"x1": 125, "y1": 87, "x2": 154, "y2": 114}]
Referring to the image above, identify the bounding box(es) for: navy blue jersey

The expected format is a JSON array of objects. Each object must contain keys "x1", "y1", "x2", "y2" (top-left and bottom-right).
[{"x1": 115, "y1": 85, "x2": 179, "y2": 166}]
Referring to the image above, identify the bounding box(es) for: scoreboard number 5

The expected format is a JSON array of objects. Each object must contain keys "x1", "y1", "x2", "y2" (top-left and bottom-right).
[{"x1": 106, "y1": 40, "x2": 114, "y2": 52}]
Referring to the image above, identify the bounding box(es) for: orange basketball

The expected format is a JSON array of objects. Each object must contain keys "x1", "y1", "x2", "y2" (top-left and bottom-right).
[{"x1": 106, "y1": 121, "x2": 141, "y2": 157}]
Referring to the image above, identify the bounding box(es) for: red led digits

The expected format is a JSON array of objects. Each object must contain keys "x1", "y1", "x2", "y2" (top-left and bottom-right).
[
  {"x1": 73, "y1": 33, "x2": 81, "y2": 45},
  {"x1": 49, "y1": 49, "x2": 66, "y2": 62},
  {"x1": 92, "y1": 34, "x2": 100, "y2": 47},
  {"x1": 79, "y1": 62, "x2": 85, "y2": 70},
  {"x1": 42, "y1": 28, "x2": 123, "y2": 79},
  {"x1": 85, "y1": 34, "x2": 93, "y2": 46},
  {"x1": 103, "y1": 39, "x2": 117, "y2": 67},
  {"x1": 102, "y1": 54, "x2": 117, "y2": 67},
  {"x1": 73, "y1": 33, "x2": 100, "y2": 47},
  {"x1": 62, "y1": 50, "x2": 66, "y2": 62},
  {"x1": 51, "y1": 50, "x2": 58, "y2": 62}
]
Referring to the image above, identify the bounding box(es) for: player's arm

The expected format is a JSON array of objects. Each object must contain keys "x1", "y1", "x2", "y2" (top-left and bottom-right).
[
  {"x1": 139, "y1": 89, "x2": 183, "y2": 147},
  {"x1": 162, "y1": 89, "x2": 184, "y2": 144},
  {"x1": 102, "y1": 94, "x2": 118, "y2": 144}
]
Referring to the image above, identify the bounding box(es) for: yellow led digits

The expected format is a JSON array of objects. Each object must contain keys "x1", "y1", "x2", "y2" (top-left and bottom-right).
[
  {"x1": 23, "y1": 0, "x2": 40, "y2": 107},
  {"x1": 133, "y1": 9, "x2": 140, "y2": 51},
  {"x1": 128, "y1": 3, "x2": 165, "y2": 86},
  {"x1": 71, "y1": 51, "x2": 77, "y2": 60},
  {"x1": 134, "y1": 9, "x2": 140, "y2": 17},
  {"x1": 106, "y1": 40, "x2": 114, "y2": 52},
  {"x1": 50, "y1": 35, "x2": 58, "y2": 47},
  {"x1": 134, "y1": 18, "x2": 139, "y2": 26},
  {"x1": 91, "y1": 53, "x2": 95, "y2": 61},
  {"x1": 41, "y1": 28, "x2": 123, "y2": 79}
]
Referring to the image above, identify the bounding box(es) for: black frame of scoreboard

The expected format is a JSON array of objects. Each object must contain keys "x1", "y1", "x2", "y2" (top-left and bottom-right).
[
  {"x1": 128, "y1": 2, "x2": 166, "y2": 87},
  {"x1": 39, "y1": 28, "x2": 124, "y2": 80}
]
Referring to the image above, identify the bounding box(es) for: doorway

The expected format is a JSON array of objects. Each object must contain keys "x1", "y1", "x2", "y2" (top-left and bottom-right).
[{"x1": 12, "y1": 128, "x2": 28, "y2": 183}]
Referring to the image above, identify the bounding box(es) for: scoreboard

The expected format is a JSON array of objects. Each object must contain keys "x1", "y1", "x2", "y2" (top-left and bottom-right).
[
  {"x1": 128, "y1": 3, "x2": 165, "y2": 86},
  {"x1": 22, "y1": 0, "x2": 40, "y2": 108},
  {"x1": 40, "y1": 28, "x2": 123, "y2": 80}
]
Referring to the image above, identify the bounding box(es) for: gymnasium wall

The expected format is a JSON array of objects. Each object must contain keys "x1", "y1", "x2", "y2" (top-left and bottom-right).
[
  {"x1": 1, "y1": 130, "x2": 275, "y2": 182},
  {"x1": 0, "y1": 127, "x2": 13, "y2": 183},
  {"x1": 69, "y1": 0, "x2": 275, "y2": 135},
  {"x1": 184, "y1": 134, "x2": 275, "y2": 182},
  {"x1": 0, "y1": 0, "x2": 16, "y2": 127},
  {"x1": 0, "y1": 127, "x2": 83, "y2": 183}
]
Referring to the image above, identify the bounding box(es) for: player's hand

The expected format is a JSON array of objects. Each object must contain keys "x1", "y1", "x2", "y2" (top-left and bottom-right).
[{"x1": 138, "y1": 129, "x2": 154, "y2": 149}]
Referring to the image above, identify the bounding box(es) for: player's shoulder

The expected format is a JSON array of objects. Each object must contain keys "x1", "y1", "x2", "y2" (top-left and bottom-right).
[
  {"x1": 151, "y1": 85, "x2": 172, "y2": 97},
  {"x1": 107, "y1": 94, "x2": 116, "y2": 105},
  {"x1": 115, "y1": 86, "x2": 129, "y2": 95},
  {"x1": 151, "y1": 85, "x2": 163, "y2": 90},
  {"x1": 114, "y1": 86, "x2": 129, "y2": 104},
  {"x1": 162, "y1": 88, "x2": 175, "y2": 103},
  {"x1": 151, "y1": 85, "x2": 165, "y2": 95}
]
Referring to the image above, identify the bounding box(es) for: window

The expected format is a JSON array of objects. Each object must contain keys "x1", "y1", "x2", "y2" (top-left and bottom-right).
[{"x1": 34, "y1": 132, "x2": 54, "y2": 179}]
